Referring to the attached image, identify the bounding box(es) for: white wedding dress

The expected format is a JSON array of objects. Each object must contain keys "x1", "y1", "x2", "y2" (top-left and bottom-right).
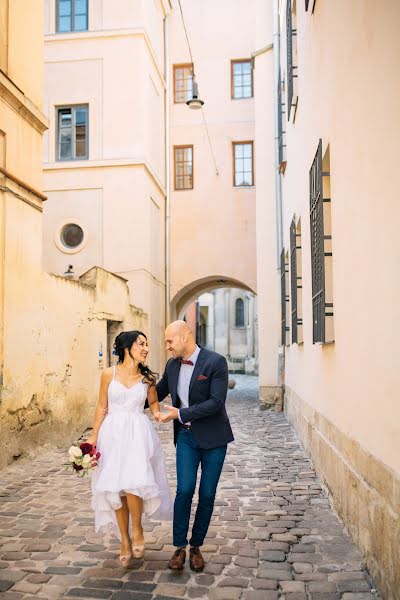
[{"x1": 91, "y1": 366, "x2": 172, "y2": 538}]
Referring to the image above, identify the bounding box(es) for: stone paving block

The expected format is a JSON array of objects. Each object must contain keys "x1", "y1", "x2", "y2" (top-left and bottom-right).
[
  {"x1": 0, "y1": 580, "x2": 14, "y2": 592},
  {"x1": 45, "y1": 566, "x2": 82, "y2": 575},
  {"x1": 218, "y1": 577, "x2": 249, "y2": 588},
  {"x1": 259, "y1": 550, "x2": 286, "y2": 561},
  {"x1": 250, "y1": 578, "x2": 278, "y2": 589},
  {"x1": 1, "y1": 551, "x2": 30, "y2": 561},
  {"x1": 260, "y1": 561, "x2": 290, "y2": 571},
  {"x1": 328, "y1": 572, "x2": 367, "y2": 582},
  {"x1": 341, "y1": 594, "x2": 374, "y2": 600},
  {"x1": 204, "y1": 562, "x2": 225, "y2": 575},
  {"x1": 282, "y1": 594, "x2": 307, "y2": 600},
  {"x1": 67, "y1": 588, "x2": 113, "y2": 598},
  {"x1": 24, "y1": 543, "x2": 52, "y2": 552},
  {"x1": 337, "y1": 580, "x2": 372, "y2": 592},
  {"x1": 308, "y1": 595, "x2": 340, "y2": 600},
  {"x1": 0, "y1": 569, "x2": 26, "y2": 583},
  {"x1": 257, "y1": 569, "x2": 293, "y2": 581},
  {"x1": 82, "y1": 579, "x2": 123, "y2": 590},
  {"x1": 195, "y1": 574, "x2": 215, "y2": 586},
  {"x1": 234, "y1": 556, "x2": 258, "y2": 568},
  {"x1": 308, "y1": 580, "x2": 338, "y2": 592},
  {"x1": 26, "y1": 573, "x2": 53, "y2": 584},
  {"x1": 154, "y1": 582, "x2": 188, "y2": 596},
  {"x1": 187, "y1": 586, "x2": 208, "y2": 598},
  {"x1": 242, "y1": 591, "x2": 278, "y2": 600},
  {"x1": 208, "y1": 587, "x2": 242, "y2": 600},
  {"x1": 238, "y1": 548, "x2": 258, "y2": 558},
  {"x1": 280, "y1": 580, "x2": 306, "y2": 592},
  {"x1": 157, "y1": 571, "x2": 192, "y2": 583},
  {"x1": 11, "y1": 580, "x2": 42, "y2": 594}
]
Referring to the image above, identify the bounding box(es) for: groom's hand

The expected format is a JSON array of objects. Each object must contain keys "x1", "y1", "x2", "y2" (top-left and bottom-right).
[{"x1": 161, "y1": 405, "x2": 179, "y2": 423}]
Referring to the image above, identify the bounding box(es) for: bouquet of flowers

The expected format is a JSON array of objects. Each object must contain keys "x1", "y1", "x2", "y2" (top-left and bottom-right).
[{"x1": 67, "y1": 442, "x2": 100, "y2": 477}]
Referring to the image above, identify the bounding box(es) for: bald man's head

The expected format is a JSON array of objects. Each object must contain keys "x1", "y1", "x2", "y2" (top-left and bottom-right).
[{"x1": 165, "y1": 320, "x2": 196, "y2": 359}]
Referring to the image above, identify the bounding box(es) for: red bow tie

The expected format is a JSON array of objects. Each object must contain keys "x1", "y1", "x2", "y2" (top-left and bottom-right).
[{"x1": 180, "y1": 358, "x2": 194, "y2": 365}]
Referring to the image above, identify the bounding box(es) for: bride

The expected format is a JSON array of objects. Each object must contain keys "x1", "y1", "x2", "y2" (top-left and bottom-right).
[{"x1": 86, "y1": 330, "x2": 172, "y2": 566}]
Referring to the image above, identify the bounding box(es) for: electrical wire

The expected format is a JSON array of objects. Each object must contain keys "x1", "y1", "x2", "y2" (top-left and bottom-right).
[{"x1": 177, "y1": 0, "x2": 219, "y2": 176}]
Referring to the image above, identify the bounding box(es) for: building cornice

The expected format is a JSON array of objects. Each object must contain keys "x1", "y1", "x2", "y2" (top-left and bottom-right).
[
  {"x1": 45, "y1": 28, "x2": 166, "y2": 88},
  {"x1": 43, "y1": 158, "x2": 166, "y2": 197},
  {"x1": 0, "y1": 70, "x2": 48, "y2": 134}
]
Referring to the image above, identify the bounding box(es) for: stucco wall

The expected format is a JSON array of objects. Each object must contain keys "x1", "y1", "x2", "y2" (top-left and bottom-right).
[{"x1": 255, "y1": 1, "x2": 400, "y2": 597}]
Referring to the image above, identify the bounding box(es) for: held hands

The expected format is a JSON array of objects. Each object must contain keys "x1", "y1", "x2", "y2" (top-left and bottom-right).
[{"x1": 154, "y1": 405, "x2": 179, "y2": 423}]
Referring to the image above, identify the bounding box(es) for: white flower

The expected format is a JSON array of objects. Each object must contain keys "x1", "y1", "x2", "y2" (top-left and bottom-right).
[
  {"x1": 68, "y1": 445, "x2": 82, "y2": 458},
  {"x1": 82, "y1": 454, "x2": 91, "y2": 465},
  {"x1": 69, "y1": 454, "x2": 76, "y2": 463}
]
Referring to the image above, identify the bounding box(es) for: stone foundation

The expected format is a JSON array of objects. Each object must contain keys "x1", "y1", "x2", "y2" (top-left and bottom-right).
[
  {"x1": 285, "y1": 386, "x2": 400, "y2": 600},
  {"x1": 259, "y1": 384, "x2": 283, "y2": 408}
]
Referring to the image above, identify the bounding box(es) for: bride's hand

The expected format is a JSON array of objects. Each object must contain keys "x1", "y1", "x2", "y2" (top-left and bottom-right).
[
  {"x1": 85, "y1": 434, "x2": 97, "y2": 447},
  {"x1": 153, "y1": 411, "x2": 163, "y2": 422}
]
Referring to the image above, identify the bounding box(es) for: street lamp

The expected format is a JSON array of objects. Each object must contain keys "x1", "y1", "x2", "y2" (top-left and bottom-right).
[
  {"x1": 64, "y1": 264, "x2": 75, "y2": 279},
  {"x1": 186, "y1": 77, "x2": 204, "y2": 109}
]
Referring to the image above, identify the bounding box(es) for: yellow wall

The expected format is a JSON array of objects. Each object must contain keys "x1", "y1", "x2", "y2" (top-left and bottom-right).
[{"x1": 0, "y1": 0, "x2": 149, "y2": 468}]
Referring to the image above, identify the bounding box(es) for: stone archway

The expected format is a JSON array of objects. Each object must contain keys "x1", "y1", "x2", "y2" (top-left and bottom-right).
[{"x1": 171, "y1": 275, "x2": 256, "y2": 321}]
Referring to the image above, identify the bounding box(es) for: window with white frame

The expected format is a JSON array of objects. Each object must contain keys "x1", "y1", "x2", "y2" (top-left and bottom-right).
[
  {"x1": 57, "y1": 105, "x2": 88, "y2": 161},
  {"x1": 57, "y1": 0, "x2": 88, "y2": 33},
  {"x1": 233, "y1": 142, "x2": 254, "y2": 187}
]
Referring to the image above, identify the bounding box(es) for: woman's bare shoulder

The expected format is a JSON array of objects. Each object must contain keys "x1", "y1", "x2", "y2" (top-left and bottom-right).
[{"x1": 101, "y1": 366, "x2": 114, "y2": 381}]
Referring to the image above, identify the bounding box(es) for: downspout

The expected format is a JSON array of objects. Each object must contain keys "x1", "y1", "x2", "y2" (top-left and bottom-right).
[
  {"x1": 273, "y1": 0, "x2": 283, "y2": 267},
  {"x1": 164, "y1": 13, "x2": 171, "y2": 326},
  {"x1": 273, "y1": 0, "x2": 285, "y2": 388}
]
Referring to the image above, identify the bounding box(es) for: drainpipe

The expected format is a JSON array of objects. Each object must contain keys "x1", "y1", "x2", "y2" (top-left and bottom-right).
[
  {"x1": 273, "y1": 0, "x2": 283, "y2": 268},
  {"x1": 164, "y1": 13, "x2": 171, "y2": 325},
  {"x1": 272, "y1": 0, "x2": 285, "y2": 389}
]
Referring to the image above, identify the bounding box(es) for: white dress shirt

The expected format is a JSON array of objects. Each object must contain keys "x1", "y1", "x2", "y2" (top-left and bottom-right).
[{"x1": 177, "y1": 345, "x2": 201, "y2": 424}]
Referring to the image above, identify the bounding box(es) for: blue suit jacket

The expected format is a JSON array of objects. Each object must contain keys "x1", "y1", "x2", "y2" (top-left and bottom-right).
[{"x1": 156, "y1": 347, "x2": 234, "y2": 450}]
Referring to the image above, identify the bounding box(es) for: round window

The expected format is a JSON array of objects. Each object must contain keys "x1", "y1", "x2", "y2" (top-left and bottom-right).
[{"x1": 61, "y1": 223, "x2": 84, "y2": 249}]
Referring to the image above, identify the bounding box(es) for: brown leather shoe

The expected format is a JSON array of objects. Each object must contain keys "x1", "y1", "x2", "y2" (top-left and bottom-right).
[
  {"x1": 189, "y1": 546, "x2": 205, "y2": 572},
  {"x1": 168, "y1": 548, "x2": 186, "y2": 570}
]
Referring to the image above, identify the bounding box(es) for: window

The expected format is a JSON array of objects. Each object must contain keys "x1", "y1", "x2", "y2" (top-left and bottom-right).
[
  {"x1": 280, "y1": 249, "x2": 290, "y2": 346},
  {"x1": 61, "y1": 223, "x2": 84, "y2": 249},
  {"x1": 290, "y1": 218, "x2": 303, "y2": 344},
  {"x1": 57, "y1": 0, "x2": 88, "y2": 33},
  {"x1": 305, "y1": 0, "x2": 317, "y2": 12},
  {"x1": 231, "y1": 60, "x2": 253, "y2": 99},
  {"x1": 173, "y1": 64, "x2": 194, "y2": 103},
  {"x1": 309, "y1": 140, "x2": 334, "y2": 343},
  {"x1": 278, "y1": 73, "x2": 287, "y2": 173},
  {"x1": 174, "y1": 145, "x2": 193, "y2": 190},
  {"x1": 233, "y1": 142, "x2": 254, "y2": 187},
  {"x1": 235, "y1": 298, "x2": 245, "y2": 327},
  {"x1": 286, "y1": 0, "x2": 298, "y2": 121},
  {"x1": 57, "y1": 105, "x2": 88, "y2": 161}
]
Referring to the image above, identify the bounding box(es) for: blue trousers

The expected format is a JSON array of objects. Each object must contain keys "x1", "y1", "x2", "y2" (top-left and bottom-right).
[{"x1": 173, "y1": 428, "x2": 227, "y2": 548}]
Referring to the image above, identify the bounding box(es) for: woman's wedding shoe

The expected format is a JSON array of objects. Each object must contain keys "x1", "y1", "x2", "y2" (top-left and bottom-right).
[
  {"x1": 119, "y1": 551, "x2": 133, "y2": 567},
  {"x1": 132, "y1": 544, "x2": 145, "y2": 559}
]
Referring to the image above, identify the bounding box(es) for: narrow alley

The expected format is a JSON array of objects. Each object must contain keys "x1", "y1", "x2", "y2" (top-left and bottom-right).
[{"x1": 0, "y1": 377, "x2": 378, "y2": 600}]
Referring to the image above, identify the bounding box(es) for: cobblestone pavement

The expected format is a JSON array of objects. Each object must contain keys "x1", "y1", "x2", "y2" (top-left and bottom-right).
[{"x1": 0, "y1": 375, "x2": 380, "y2": 600}]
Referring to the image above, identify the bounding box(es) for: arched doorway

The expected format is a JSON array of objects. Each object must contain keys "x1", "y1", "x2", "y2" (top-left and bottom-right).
[{"x1": 171, "y1": 276, "x2": 258, "y2": 375}]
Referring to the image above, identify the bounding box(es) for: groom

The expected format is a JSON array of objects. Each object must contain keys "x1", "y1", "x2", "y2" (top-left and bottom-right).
[{"x1": 156, "y1": 320, "x2": 234, "y2": 572}]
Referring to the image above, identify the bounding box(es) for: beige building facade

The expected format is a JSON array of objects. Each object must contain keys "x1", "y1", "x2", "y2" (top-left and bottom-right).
[
  {"x1": 0, "y1": 0, "x2": 147, "y2": 469},
  {"x1": 168, "y1": 0, "x2": 257, "y2": 319},
  {"x1": 254, "y1": 1, "x2": 400, "y2": 597},
  {"x1": 43, "y1": 0, "x2": 170, "y2": 372}
]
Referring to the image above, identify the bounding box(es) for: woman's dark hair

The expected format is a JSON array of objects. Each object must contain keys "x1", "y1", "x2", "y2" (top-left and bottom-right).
[{"x1": 113, "y1": 330, "x2": 157, "y2": 385}]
